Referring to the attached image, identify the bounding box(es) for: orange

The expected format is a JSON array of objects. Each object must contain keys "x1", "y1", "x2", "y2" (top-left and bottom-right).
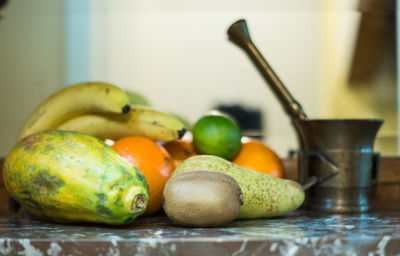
[
  {"x1": 112, "y1": 136, "x2": 175, "y2": 215},
  {"x1": 163, "y1": 139, "x2": 198, "y2": 167},
  {"x1": 232, "y1": 137, "x2": 284, "y2": 178}
]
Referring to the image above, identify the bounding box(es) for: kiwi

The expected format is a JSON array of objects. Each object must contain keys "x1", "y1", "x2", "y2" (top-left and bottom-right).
[{"x1": 162, "y1": 170, "x2": 244, "y2": 227}]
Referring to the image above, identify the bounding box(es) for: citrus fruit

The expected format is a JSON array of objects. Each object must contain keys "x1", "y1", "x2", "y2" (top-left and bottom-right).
[
  {"x1": 192, "y1": 114, "x2": 242, "y2": 160},
  {"x1": 232, "y1": 137, "x2": 284, "y2": 178},
  {"x1": 112, "y1": 136, "x2": 175, "y2": 215},
  {"x1": 163, "y1": 138, "x2": 197, "y2": 167}
]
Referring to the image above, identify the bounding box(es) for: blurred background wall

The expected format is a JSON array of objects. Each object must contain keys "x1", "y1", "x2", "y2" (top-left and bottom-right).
[
  {"x1": 0, "y1": 0, "x2": 397, "y2": 157},
  {"x1": 0, "y1": 0, "x2": 64, "y2": 156}
]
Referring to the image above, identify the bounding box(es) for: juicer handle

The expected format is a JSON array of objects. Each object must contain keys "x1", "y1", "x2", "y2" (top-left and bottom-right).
[
  {"x1": 227, "y1": 19, "x2": 307, "y2": 121},
  {"x1": 304, "y1": 150, "x2": 341, "y2": 186},
  {"x1": 299, "y1": 150, "x2": 340, "y2": 190},
  {"x1": 302, "y1": 176, "x2": 317, "y2": 190}
]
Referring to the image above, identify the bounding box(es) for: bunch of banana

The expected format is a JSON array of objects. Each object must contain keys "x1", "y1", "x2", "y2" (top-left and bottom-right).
[
  {"x1": 18, "y1": 82, "x2": 186, "y2": 142},
  {"x1": 56, "y1": 105, "x2": 186, "y2": 142}
]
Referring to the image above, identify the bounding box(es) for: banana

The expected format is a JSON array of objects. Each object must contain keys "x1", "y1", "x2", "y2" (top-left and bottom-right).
[
  {"x1": 18, "y1": 82, "x2": 131, "y2": 140},
  {"x1": 56, "y1": 105, "x2": 186, "y2": 142}
]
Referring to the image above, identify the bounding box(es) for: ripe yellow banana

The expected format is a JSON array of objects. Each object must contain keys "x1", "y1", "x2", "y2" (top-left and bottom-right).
[
  {"x1": 56, "y1": 105, "x2": 186, "y2": 142},
  {"x1": 18, "y1": 82, "x2": 131, "y2": 140}
]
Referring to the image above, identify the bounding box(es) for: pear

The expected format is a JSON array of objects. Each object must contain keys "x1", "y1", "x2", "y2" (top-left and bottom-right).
[{"x1": 173, "y1": 155, "x2": 305, "y2": 219}]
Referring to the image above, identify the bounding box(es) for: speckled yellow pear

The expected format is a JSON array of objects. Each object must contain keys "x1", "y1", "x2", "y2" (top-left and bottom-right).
[{"x1": 173, "y1": 155, "x2": 305, "y2": 219}]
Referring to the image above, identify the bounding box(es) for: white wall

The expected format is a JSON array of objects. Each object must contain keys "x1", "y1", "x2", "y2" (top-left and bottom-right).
[
  {"x1": 0, "y1": 0, "x2": 321, "y2": 158},
  {"x1": 5, "y1": 0, "x2": 390, "y2": 158},
  {"x1": 78, "y1": 0, "x2": 321, "y2": 157},
  {"x1": 317, "y1": 1, "x2": 397, "y2": 155},
  {"x1": 0, "y1": 1, "x2": 64, "y2": 156}
]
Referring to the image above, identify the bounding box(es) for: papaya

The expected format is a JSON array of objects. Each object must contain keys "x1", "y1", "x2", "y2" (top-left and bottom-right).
[{"x1": 3, "y1": 130, "x2": 149, "y2": 225}]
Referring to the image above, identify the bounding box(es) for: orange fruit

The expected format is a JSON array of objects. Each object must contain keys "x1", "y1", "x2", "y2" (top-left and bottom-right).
[
  {"x1": 112, "y1": 136, "x2": 175, "y2": 215},
  {"x1": 163, "y1": 139, "x2": 198, "y2": 167},
  {"x1": 232, "y1": 137, "x2": 284, "y2": 178}
]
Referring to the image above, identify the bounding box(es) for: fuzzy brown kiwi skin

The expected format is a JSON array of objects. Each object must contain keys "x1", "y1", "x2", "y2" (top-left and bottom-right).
[{"x1": 162, "y1": 170, "x2": 243, "y2": 228}]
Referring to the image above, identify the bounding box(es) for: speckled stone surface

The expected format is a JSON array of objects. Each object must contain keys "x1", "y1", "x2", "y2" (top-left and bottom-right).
[
  {"x1": 1, "y1": 207, "x2": 400, "y2": 256},
  {"x1": 1, "y1": 158, "x2": 400, "y2": 255}
]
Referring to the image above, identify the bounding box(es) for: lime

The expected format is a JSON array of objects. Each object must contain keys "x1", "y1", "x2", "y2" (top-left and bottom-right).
[{"x1": 192, "y1": 114, "x2": 242, "y2": 160}]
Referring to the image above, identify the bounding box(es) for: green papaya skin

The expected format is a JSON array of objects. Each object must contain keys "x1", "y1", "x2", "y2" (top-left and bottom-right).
[
  {"x1": 3, "y1": 130, "x2": 149, "y2": 225},
  {"x1": 173, "y1": 155, "x2": 305, "y2": 219}
]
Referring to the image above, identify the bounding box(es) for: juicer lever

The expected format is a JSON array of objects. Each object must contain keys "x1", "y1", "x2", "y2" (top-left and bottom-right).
[{"x1": 227, "y1": 19, "x2": 307, "y2": 121}]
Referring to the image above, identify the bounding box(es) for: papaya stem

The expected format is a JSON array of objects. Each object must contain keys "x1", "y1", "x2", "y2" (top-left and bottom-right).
[{"x1": 131, "y1": 194, "x2": 146, "y2": 212}]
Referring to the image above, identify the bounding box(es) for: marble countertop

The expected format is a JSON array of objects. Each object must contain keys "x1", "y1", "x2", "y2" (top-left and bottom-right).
[
  {"x1": 1, "y1": 206, "x2": 400, "y2": 256},
  {"x1": 1, "y1": 159, "x2": 399, "y2": 255}
]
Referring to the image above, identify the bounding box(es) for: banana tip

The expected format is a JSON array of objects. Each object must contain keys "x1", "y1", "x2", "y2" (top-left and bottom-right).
[
  {"x1": 122, "y1": 104, "x2": 131, "y2": 114},
  {"x1": 178, "y1": 128, "x2": 186, "y2": 139}
]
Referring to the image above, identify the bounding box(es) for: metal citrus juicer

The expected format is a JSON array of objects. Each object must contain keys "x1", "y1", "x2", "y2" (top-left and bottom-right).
[{"x1": 227, "y1": 19, "x2": 383, "y2": 213}]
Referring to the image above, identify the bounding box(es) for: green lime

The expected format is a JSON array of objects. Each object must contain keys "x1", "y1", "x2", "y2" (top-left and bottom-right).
[{"x1": 192, "y1": 114, "x2": 242, "y2": 160}]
